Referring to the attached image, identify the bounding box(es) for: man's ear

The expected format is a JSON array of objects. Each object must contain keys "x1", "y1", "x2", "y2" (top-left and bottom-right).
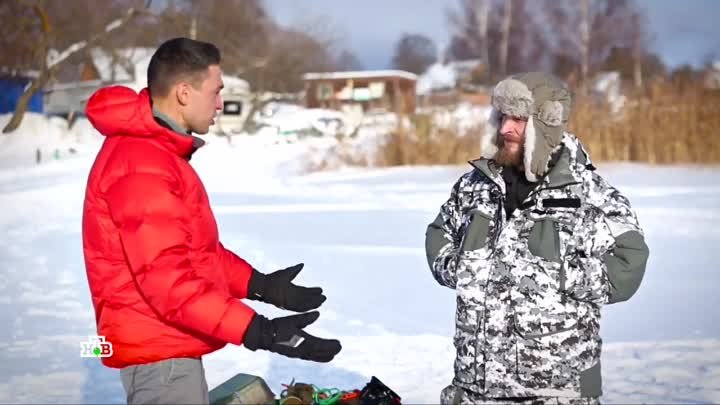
[{"x1": 175, "y1": 82, "x2": 191, "y2": 106}]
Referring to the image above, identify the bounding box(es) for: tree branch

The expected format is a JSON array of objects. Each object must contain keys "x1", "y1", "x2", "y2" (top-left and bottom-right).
[
  {"x1": 3, "y1": 1, "x2": 151, "y2": 134},
  {"x1": 47, "y1": 6, "x2": 144, "y2": 69}
]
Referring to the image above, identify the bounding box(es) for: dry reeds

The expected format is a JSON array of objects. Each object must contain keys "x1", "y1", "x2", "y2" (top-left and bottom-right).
[
  {"x1": 316, "y1": 85, "x2": 720, "y2": 170},
  {"x1": 570, "y1": 84, "x2": 720, "y2": 164},
  {"x1": 375, "y1": 114, "x2": 483, "y2": 166}
]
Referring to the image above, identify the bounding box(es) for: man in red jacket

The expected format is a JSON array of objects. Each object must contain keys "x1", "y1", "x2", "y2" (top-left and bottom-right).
[{"x1": 82, "y1": 37, "x2": 341, "y2": 405}]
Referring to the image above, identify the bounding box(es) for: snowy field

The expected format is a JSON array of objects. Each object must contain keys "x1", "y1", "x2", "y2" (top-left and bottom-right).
[{"x1": 0, "y1": 114, "x2": 719, "y2": 404}]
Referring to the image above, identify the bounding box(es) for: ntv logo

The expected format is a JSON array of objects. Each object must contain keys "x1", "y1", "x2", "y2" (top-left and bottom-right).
[{"x1": 80, "y1": 336, "x2": 113, "y2": 358}]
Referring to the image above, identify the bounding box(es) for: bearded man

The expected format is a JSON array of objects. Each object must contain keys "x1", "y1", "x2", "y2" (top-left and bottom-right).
[{"x1": 425, "y1": 72, "x2": 650, "y2": 404}]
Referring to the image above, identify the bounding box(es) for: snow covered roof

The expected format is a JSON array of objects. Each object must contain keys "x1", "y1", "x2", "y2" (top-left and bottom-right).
[
  {"x1": 416, "y1": 63, "x2": 457, "y2": 95},
  {"x1": 89, "y1": 47, "x2": 155, "y2": 84},
  {"x1": 592, "y1": 71, "x2": 622, "y2": 95},
  {"x1": 0, "y1": 67, "x2": 41, "y2": 79},
  {"x1": 415, "y1": 59, "x2": 486, "y2": 95},
  {"x1": 449, "y1": 59, "x2": 484, "y2": 71},
  {"x1": 590, "y1": 71, "x2": 625, "y2": 113},
  {"x1": 303, "y1": 70, "x2": 418, "y2": 82},
  {"x1": 704, "y1": 63, "x2": 720, "y2": 89}
]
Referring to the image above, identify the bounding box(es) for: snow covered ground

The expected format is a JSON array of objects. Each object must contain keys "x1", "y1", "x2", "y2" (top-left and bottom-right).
[{"x1": 0, "y1": 113, "x2": 719, "y2": 404}]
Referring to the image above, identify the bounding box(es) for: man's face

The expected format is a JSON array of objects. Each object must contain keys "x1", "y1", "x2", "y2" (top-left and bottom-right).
[
  {"x1": 184, "y1": 65, "x2": 224, "y2": 134},
  {"x1": 494, "y1": 114, "x2": 528, "y2": 167}
]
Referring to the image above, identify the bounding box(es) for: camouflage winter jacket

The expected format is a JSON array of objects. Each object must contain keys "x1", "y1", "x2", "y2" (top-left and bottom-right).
[{"x1": 425, "y1": 134, "x2": 649, "y2": 398}]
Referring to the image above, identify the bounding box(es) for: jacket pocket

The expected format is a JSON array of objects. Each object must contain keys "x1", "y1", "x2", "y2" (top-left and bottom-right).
[
  {"x1": 514, "y1": 315, "x2": 577, "y2": 340},
  {"x1": 460, "y1": 210, "x2": 493, "y2": 252},
  {"x1": 513, "y1": 316, "x2": 581, "y2": 392},
  {"x1": 527, "y1": 218, "x2": 561, "y2": 263}
]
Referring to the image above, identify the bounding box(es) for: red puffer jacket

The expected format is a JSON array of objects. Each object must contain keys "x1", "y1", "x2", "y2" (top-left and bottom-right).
[{"x1": 82, "y1": 86, "x2": 256, "y2": 368}]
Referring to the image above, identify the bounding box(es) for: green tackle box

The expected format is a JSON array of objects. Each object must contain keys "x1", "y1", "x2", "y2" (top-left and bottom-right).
[{"x1": 209, "y1": 373, "x2": 276, "y2": 405}]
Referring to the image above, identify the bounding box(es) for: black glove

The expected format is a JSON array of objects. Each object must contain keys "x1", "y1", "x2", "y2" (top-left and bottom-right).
[
  {"x1": 248, "y1": 263, "x2": 326, "y2": 312},
  {"x1": 243, "y1": 311, "x2": 342, "y2": 363}
]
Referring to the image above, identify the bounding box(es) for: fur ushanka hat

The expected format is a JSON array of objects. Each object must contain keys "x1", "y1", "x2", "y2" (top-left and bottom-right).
[{"x1": 480, "y1": 71, "x2": 574, "y2": 182}]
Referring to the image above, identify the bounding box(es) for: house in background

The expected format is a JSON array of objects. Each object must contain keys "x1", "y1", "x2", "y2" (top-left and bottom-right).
[
  {"x1": 703, "y1": 61, "x2": 720, "y2": 90},
  {"x1": 416, "y1": 59, "x2": 490, "y2": 107},
  {"x1": 43, "y1": 47, "x2": 155, "y2": 116},
  {"x1": 43, "y1": 47, "x2": 253, "y2": 128},
  {"x1": 78, "y1": 47, "x2": 156, "y2": 88},
  {"x1": 302, "y1": 70, "x2": 418, "y2": 115},
  {"x1": 590, "y1": 71, "x2": 626, "y2": 114},
  {"x1": 0, "y1": 69, "x2": 43, "y2": 115}
]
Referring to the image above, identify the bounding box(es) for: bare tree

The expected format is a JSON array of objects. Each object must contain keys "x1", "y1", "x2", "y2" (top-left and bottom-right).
[
  {"x1": 629, "y1": 11, "x2": 657, "y2": 89},
  {"x1": 185, "y1": 0, "x2": 270, "y2": 76},
  {"x1": 2, "y1": 0, "x2": 351, "y2": 135},
  {"x1": 108, "y1": 0, "x2": 336, "y2": 93},
  {"x1": 446, "y1": 0, "x2": 551, "y2": 82},
  {"x1": 473, "y1": 0, "x2": 490, "y2": 73},
  {"x1": 600, "y1": 46, "x2": 665, "y2": 85},
  {"x1": 544, "y1": 0, "x2": 651, "y2": 85},
  {"x1": 631, "y1": 12, "x2": 643, "y2": 89},
  {"x1": 247, "y1": 24, "x2": 338, "y2": 93},
  {"x1": 180, "y1": 3, "x2": 346, "y2": 93},
  {"x1": 445, "y1": 0, "x2": 483, "y2": 62},
  {"x1": 579, "y1": 0, "x2": 590, "y2": 85},
  {"x1": 288, "y1": 11, "x2": 350, "y2": 61},
  {"x1": 0, "y1": 2, "x2": 43, "y2": 73},
  {"x1": 2, "y1": 0, "x2": 150, "y2": 134},
  {"x1": 391, "y1": 33, "x2": 438, "y2": 75},
  {"x1": 335, "y1": 49, "x2": 364, "y2": 71},
  {"x1": 498, "y1": 0, "x2": 513, "y2": 78}
]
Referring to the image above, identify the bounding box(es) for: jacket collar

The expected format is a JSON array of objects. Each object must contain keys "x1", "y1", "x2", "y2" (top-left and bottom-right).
[
  {"x1": 470, "y1": 133, "x2": 592, "y2": 194},
  {"x1": 152, "y1": 108, "x2": 206, "y2": 159}
]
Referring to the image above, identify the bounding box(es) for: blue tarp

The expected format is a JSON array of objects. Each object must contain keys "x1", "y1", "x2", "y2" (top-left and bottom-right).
[{"x1": 0, "y1": 77, "x2": 43, "y2": 114}]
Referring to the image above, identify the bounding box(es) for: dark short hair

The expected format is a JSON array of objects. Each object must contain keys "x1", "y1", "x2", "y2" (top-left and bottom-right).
[{"x1": 147, "y1": 37, "x2": 221, "y2": 97}]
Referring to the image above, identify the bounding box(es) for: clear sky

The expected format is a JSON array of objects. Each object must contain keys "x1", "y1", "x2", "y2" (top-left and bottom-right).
[{"x1": 264, "y1": 0, "x2": 720, "y2": 70}]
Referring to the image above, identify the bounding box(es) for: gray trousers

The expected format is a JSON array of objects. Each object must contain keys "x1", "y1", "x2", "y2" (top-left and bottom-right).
[{"x1": 120, "y1": 357, "x2": 209, "y2": 405}]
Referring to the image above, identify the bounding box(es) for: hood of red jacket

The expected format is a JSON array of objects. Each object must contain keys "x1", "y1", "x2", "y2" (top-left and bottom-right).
[{"x1": 85, "y1": 86, "x2": 197, "y2": 158}]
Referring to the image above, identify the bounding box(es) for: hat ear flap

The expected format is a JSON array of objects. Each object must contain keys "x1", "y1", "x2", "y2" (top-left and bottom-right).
[
  {"x1": 523, "y1": 115, "x2": 538, "y2": 182},
  {"x1": 481, "y1": 108, "x2": 502, "y2": 159}
]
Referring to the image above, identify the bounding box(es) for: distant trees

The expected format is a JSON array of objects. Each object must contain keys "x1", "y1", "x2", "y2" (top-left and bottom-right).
[
  {"x1": 446, "y1": 0, "x2": 551, "y2": 82},
  {"x1": 391, "y1": 33, "x2": 438, "y2": 75},
  {"x1": 601, "y1": 46, "x2": 666, "y2": 86},
  {"x1": 444, "y1": 0, "x2": 661, "y2": 87},
  {"x1": 544, "y1": 0, "x2": 653, "y2": 88},
  {"x1": 1, "y1": 0, "x2": 149, "y2": 133},
  {"x1": 335, "y1": 50, "x2": 364, "y2": 71},
  {"x1": 1, "y1": 0, "x2": 363, "y2": 133},
  {"x1": 135, "y1": 0, "x2": 352, "y2": 93}
]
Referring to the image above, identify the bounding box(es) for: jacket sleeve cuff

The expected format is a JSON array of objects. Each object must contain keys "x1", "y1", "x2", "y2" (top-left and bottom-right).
[
  {"x1": 247, "y1": 268, "x2": 267, "y2": 300},
  {"x1": 213, "y1": 301, "x2": 257, "y2": 345},
  {"x1": 219, "y1": 243, "x2": 255, "y2": 299}
]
